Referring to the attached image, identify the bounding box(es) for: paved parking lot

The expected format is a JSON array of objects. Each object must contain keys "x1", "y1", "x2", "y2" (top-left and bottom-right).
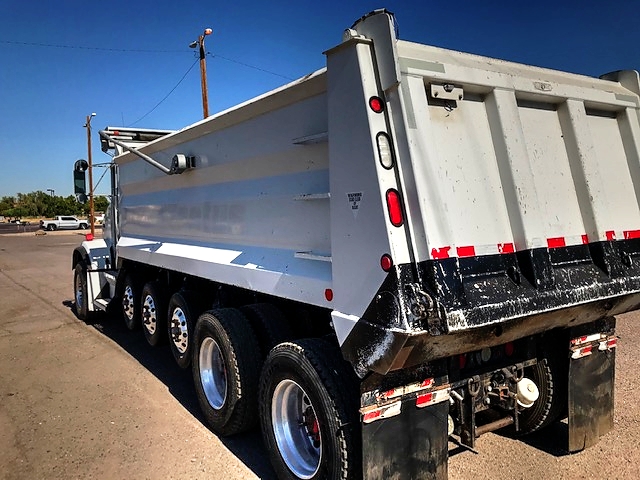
[{"x1": 0, "y1": 231, "x2": 638, "y2": 479}]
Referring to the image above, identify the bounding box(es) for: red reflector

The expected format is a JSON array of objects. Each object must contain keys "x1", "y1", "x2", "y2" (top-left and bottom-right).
[
  {"x1": 458, "y1": 354, "x2": 467, "y2": 369},
  {"x1": 547, "y1": 237, "x2": 566, "y2": 249},
  {"x1": 85, "y1": 233, "x2": 94, "y2": 241},
  {"x1": 416, "y1": 392, "x2": 433, "y2": 407},
  {"x1": 504, "y1": 342, "x2": 514, "y2": 357},
  {"x1": 386, "y1": 189, "x2": 404, "y2": 227},
  {"x1": 380, "y1": 254, "x2": 393, "y2": 272},
  {"x1": 369, "y1": 96, "x2": 384, "y2": 113},
  {"x1": 324, "y1": 289, "x2": 333, "y2": 301},
  {"x1": 363, "y1": 409, "x2": 382, "y2": 423}
]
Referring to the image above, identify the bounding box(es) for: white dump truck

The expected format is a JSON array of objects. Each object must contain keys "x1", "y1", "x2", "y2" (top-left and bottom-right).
[{"x1": 72, "y1": 9, "x2": 640, "y2": 479}]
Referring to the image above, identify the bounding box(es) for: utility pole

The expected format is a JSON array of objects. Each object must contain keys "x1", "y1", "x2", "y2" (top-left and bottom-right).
[
  {"x1": 190, "y1": 28, "x2": 212, "y2": 119},
  {"x1": 85, "y1": 113, "x2": 96, "y2": 237}
]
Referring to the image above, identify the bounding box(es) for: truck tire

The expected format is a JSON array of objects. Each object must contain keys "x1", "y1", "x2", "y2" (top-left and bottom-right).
[
  {"x1": 240, "y1": 303, "x2": 293, "y2": 359},
  {"x1": 48, "y1": 224, "x2": 56, "y2": 231},
  {"x1": 192, "y1": 309, "x2": 261, "y2": 436},
  {"x1": 518, "y1": 353, "x2": 567, "y2": 434},
  {"x1": 259, "y1": 339, "x2": 360, "y2": 480},
  {"x1": 167, "y1": 291, "x2": 203, "y2": 369},
  {"x1": 79, "y1": 223, "x2": 88, "y2": 230},
  {"x1": 122, "y1": 274, "x2": 141, "y2": 330},
  {"x1": 141, "y1": 281, "x2": 167, "y2": 347},
  {"x1": 73, "y1": 263, "x2": 91, "y2": 322}
]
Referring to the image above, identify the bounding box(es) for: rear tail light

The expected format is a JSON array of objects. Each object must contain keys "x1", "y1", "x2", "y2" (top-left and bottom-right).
[
  {"x1": 369, "y1": 96, "x2": 384, "y2": 113},
  {"x1": 386, "y1": 189, "x2": 404, "y2": 227},
  {"x1": 380, "y1": 254, "x2": 393, "y2": 272},
  {"x1": 504, "y1": 342, "x2": 514, "y2": 357}
]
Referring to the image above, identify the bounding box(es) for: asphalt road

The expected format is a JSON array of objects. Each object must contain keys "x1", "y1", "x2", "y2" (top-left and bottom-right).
[{"x1": 0, "y1": 231, "x2": 639, "y2": 479}]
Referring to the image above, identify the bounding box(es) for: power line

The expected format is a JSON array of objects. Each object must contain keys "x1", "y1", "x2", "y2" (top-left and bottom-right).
[
  {"x1": 208, "y1": 52, "x2": 295, "y2": 80},
  {"x1": 127, "y1": 59, "x2": 199, "y2": 126},
  {"x1": 0, "y1": 39, "x2": 185, "y2": 53},
  {"x1": 1, "y1": 38, "x2": 295, "y2": 80}
]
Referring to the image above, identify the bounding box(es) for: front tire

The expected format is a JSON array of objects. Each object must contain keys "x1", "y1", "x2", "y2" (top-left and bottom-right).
[
  {"x1": 73, "y1": 263, "x2": 91, "y2": 322},
  {"x1": 259, "y1": 339, "x2": 360, "y2": 480},
  {"x1": 192, "y1": 309, "x2": 261, "y2": 436},
  {"x1": 141, "y1": 281, "x2": 167, "y2": 346}
]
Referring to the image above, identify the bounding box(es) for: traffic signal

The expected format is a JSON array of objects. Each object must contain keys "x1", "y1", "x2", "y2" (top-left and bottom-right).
[{"x1": 74, "y1": 159, "x2": 88, "y2": 203}]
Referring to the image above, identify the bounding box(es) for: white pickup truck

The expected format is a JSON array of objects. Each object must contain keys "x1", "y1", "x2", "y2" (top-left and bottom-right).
[{"x1": 40, "y1": 216, "x2": 88, "y2": 231}]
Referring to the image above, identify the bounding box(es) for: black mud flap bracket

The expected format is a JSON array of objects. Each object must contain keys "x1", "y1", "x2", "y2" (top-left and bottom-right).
[
  {"x1": 568, "y1": 317, "x2": 617, "y2": 452},
  {"x1": 361, "y1": 379, "x2": 449, "y2": 480}
]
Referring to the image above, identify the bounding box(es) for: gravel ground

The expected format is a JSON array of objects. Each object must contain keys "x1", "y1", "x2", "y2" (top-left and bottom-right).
[{"x1": 0, "y1": 231, "x2": 638, "y2": 479}]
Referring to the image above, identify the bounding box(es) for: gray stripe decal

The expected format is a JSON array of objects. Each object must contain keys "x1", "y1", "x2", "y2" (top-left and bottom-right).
[{"x1": 399, "y1": 57, "x2": 445, "y2": 74}]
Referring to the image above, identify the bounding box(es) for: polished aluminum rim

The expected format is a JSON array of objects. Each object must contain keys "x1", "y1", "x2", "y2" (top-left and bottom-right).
[
  {"x1": 142, "y1": 294, "x2": 157, "y2": 334},
  {"x1": 75, "y1": 272, "x2": 83, "y2": 311},
  {"x1": 199, "y1": 337, "x2": 227, "y2": 409},
  {"x1": 272, "y1": 379, "x2": 321, "y2": 479},
  {"x1": 169, "y1": 307, "x2": 189, "y2": 354},
  {"x1": 122, "y1": 285, "x2": 135, "y2": 320}
]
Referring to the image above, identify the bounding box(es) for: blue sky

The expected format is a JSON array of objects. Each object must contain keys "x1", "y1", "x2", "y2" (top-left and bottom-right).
[{"x1": 1, "y1": 0, "x2": 639, "y2": 198}]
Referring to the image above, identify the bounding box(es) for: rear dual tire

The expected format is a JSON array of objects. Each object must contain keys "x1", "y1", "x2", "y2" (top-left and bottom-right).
[
  {"x1": 259, "y1": 339, "x2": 360, "y2": 480},
  {"x1": 193, "y1": 309, "x2": 262, "y2": 436}
]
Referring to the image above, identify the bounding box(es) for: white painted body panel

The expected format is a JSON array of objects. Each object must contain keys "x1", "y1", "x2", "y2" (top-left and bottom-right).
[
  {"x1": 392, "y1": 40, "x2": 640, "y2": 260},
  {"x1": 110, "y1": 16, "x2": 640, "y2": 328}
]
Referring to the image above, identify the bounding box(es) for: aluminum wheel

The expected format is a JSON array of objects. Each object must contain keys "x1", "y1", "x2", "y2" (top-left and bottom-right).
[
  {"x1": 142, "y1": 294, "x2": 158, "y2": 335},
  {"x1": 199, "y1": 337, "x2": 227, "y2": 410},
  {"x1": 75, "y1": 277, "x2": 84, "y2": 312},
  {"x1": 123, "y1": 285, "x2": 135, "y2": 321},
  {"x1": 170, "y1": 307, "x2": 189, "y2": 354},
  {"x1": 271, "y1": 379, "x2": 321, "y2": 479}
]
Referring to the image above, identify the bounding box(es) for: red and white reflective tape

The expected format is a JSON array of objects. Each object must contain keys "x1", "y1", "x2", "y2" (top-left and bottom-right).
[
  {"x1": 429, "y1": 227, "x2": 640, "y2": 260},
  {"x1": 362, "y1": 400, "x2": 402, "y2": 424},
  {"x1": 372, "y1": 378, "x2": 436, "y2": 403},
  {"x1": 571, "y1": 344, "x2": 593, "y2": 359},
  {"x1": 599, "y1": 336, "x2": 618, "y2": 351},
  {"x1": 570, "y1": 333, "x2": 602, "y2": 347},
  {"x1": 416, "y1": 387, "x2": 450, "y2": 409},
  {"x1": 570, "y1": 335, "x2": 617, "y2": 359},
  {"x1": 605, "y1": 230, "x2": 640, "y2": 241}
]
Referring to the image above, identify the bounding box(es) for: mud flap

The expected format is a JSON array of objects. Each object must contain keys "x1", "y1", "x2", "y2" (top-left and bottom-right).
[
  {"x1": 568, "y1": 318, "x2": 616, "y2": 452},
  {"x1": 362, "y1": 397, "x2": 448, "y2": 480}
]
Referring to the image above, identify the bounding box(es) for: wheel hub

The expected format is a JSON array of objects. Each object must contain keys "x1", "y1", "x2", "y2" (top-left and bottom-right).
[
  {"x1": 122, "y1": 285, "x2": 135, "y2": 320},
  {"x1": 170, "y1": 307, "x2": 189, "y2": 354},
  {"x1": 199, "y1": 337, "x2": 227, "y2": 410},
  {"x1": 142, "y1": 294, "x2": 157, "y2": 334},
  {"x1": 272, "y1": 379, "x2": 321, "y2": 479},
  {"x1": 75, "y1": 277, "x2": 83, "y2": 310}
]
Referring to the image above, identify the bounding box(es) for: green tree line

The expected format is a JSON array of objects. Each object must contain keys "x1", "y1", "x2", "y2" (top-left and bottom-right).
[{"x1": 0, "y1": 191, "x2": 109, "y2": 219}]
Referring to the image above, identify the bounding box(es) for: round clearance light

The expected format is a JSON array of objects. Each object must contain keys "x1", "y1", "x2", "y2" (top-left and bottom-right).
[
  {"x1": 369, "y1": 96, "x2": 384, "y2": 113},
  {"x1": 380, "y1": 254, "x2": 393, "y2": 272},
  {"x1": 325, "y1": 289, "x2": 334, "y2": 301}
]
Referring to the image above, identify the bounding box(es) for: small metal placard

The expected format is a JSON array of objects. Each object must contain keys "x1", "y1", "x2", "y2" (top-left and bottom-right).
[{"x1": 430, "y1": 83, "x2": 464, "y2": 101}]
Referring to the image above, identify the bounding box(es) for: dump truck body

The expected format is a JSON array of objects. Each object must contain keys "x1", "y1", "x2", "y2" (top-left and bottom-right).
[{"x1": 72, "y1": 9, "x2": 640, "y2": 480}]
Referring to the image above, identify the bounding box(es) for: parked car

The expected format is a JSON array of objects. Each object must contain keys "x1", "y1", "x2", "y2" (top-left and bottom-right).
[{"x1": 40, "y1": 216, "x2": 87, "y2": 231}]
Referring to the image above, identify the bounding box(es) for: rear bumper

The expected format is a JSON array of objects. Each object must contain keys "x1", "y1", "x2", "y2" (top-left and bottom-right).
[{"x1": 341, "y1": 239, "x2": 640, "y2": 377}]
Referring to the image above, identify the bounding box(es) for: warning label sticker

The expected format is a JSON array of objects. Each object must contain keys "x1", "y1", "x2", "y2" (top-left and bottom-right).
[{"x1": 347, "y1": 192, "x2": 362, "y2": 218}]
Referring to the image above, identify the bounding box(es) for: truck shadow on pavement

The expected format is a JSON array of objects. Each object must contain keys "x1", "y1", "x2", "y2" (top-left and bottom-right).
[{"x1": 62, "y1": 301, "x2": 277, "y2": 480}]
